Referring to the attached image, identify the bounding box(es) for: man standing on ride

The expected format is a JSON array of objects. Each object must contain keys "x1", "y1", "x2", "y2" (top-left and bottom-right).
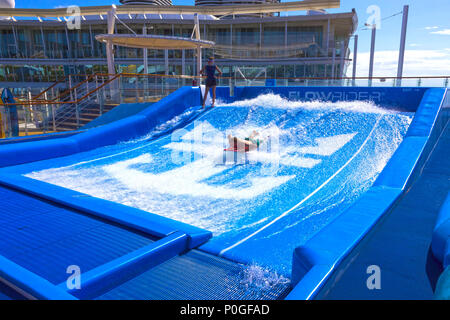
[{"x1": 200, "y1": 57, "x2": 222, "y2": 108}]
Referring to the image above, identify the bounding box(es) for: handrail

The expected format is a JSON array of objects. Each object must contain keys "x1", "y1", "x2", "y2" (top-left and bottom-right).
[
  {"x1": 30, "y1": 73, "x2": 103, "y2": 102},
  {"x1": 1, "y1": 73, "x2": 448, "y2": 107},
  {"x1": 116, "y1": 73, "x2": 450, "y2": 81},
  {"x1": 78, "y1": 74, "x2": 121, "y2": 102},
  {"x1": 0, "y1": 73, "x2": 121, "y2": 107},
  {"x1": 32, "y1": 78, "x2": 66, "y2": 100},
  {"x1": 92, "y1": 72, "x2": 450, "y2": 81},
  {"x1": 29, "y1": 72, "x2": 450, "y2": 95},
  {"x1": 50, "y1": 74, "x2": 97, "y2": 103}
]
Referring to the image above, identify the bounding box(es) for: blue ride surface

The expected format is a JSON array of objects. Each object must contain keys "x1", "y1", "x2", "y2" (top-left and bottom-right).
[{"x1": 0, "y1": 86, "x2": 447, "y2": 300}]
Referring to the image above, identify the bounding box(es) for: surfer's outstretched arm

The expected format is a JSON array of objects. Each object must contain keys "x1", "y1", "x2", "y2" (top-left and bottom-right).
[{"x1": 227, "y1": 135, "x2": 257, "y2": 152}]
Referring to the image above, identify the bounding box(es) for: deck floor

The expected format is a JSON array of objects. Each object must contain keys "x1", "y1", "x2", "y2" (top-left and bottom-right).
[
  {"x1": 0, "y1": 183, "x2": 290, "y2": 300},
  {"x1": 318, "y1": 119, "x2": 450, "y2": 300},
  {"x1": 0, "y1": 185, "x2": 157, "y2": 286}
]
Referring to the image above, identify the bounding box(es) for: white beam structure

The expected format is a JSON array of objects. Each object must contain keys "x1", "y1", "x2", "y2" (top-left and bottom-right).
[
  {"x1": 0, "y1": 0, "x2": 340, "y2": 18},
  {"x1": 193, "y1": 13, "x2": 202, "y2": 77},
  {"x1": 96, "y1": 34, "x2": 214, "y2": 50},
  {"x1": 106, "y1": 6, "x2": 116, "y2": 77},
  {"x1": 143, "y1": 24, "x2": 148, "y2": 75}
]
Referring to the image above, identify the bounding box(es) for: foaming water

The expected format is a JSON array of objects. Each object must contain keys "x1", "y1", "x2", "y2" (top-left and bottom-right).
[
  {"x1": 238, "y1": 264, "x2": 290, "y2": 291},
  {"x1": 25, "y1": 94, "x2": 414, "y2": 275},
  {"x1": 123, "y1": 107, "x2": 200, "y2": 144},
  {"x1": 218, "y1": 93, "x2": 395, "y2": 114}
]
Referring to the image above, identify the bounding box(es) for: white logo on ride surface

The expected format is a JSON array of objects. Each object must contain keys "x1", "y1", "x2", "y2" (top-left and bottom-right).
[
  {"x1": 301, "y1": 91, "x2": 382, "y2": 103},
  {"x1": 103, "y1": 121, "x2": 356, "y2": 200},
  {"x1": 103, "y1": 154, "x2": 294, "y2": 200}
]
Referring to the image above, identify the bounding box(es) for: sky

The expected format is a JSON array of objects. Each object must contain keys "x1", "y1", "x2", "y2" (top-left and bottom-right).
[{"x1": 13, "y1": 0, "x2": 450, "y2": 78}]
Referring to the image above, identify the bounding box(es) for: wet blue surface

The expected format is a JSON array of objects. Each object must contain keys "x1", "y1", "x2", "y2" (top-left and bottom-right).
[
  {"x1": 317, "y1": 118, "x2": 450, "y2": 300},
  {"x1": 4, "y1": 98, "x2": 413, "y2": 277}
]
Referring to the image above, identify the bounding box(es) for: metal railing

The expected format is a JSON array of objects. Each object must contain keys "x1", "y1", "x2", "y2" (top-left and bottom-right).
[
  {"x1": 0, "y1": 74, "x2": 119, "y2": 137},
  {"x1": 1, "y1": 73, "x2": 449, "y2": 139}
]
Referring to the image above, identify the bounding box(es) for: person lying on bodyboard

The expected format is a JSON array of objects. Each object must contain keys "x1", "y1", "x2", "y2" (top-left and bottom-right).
[{"x1": 225, "y1": 131, "x2": 263, "y2": 152}]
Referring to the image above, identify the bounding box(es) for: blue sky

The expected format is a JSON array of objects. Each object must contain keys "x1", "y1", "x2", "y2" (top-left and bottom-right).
[{"x1": 14, "y1": 0, "x2": 450, "y2": 77}]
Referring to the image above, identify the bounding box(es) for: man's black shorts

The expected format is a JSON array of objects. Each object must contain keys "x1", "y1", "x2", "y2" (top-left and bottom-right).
[{"x1": 206, "y1": 78, "x2": 217, "y2": 87}]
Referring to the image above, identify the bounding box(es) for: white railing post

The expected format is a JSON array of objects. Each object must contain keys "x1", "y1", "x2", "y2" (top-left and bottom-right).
[
  {"x1": 103, "y1": 77, "x2": 107, "y2": 103},
  {"x1": 118, "y1": 76, "x2": 122, "y2": 104},
  {"x1": 23, "y1": 101, "x2": 28, "y2": 136},
  {"x1": 52, "y1": 103, "x2": 56, "y2": 131},
  {"x1": 74, "y1": 87, "x2": 79, "y2": 128},
  {"x1": 44, "y1": 91, "x2": 49, "y2": 132},
  {"x1": 69, "y1": 75, "x2": 74, "y2": 101},
  {"x1": 99, "y1": 87, "x2": 104, "y2": 116},
  {"x1": 135, "y1": 76, "x2": 139, "y2": 103},
  {"x1": 230, "y1": 77, "x2": 234, "y2": 97},
  {"x1": 95, "y1": 75, "x2": 99, "y2": 103},
  {"x1": 39, "y1": 105, "x2": 44, "y2": 134}
]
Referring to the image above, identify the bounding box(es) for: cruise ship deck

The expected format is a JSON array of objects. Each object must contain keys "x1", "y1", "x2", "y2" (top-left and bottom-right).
[
  {"x1": 0, "y1": 1, "x2": 449, "y2": 302},
  {"x1": 0, "y1": 84, "x2": 448, "y2": 300}
]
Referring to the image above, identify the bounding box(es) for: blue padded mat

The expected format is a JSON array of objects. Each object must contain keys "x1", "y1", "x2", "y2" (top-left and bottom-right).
[
  {"x1": 96, "y1": 250, "x2": 291, "y2": 300},
  {"x1": 7, "y1": 103, "x2": 413, "y2": 277},
  {"x1": 0, "y1": 186, "x2": 156, "y2": 284},
  {"x1": 317, "y1": 118, "x2": 450, "y2": 299}
]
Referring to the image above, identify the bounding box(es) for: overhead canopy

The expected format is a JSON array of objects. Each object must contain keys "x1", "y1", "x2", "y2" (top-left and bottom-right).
[
  {"x1": 95, "y1": 34, "x2": 215, "y2": 50},
  {"x1": 0, "y1": 1, "x2": 340, "y2": 18}
]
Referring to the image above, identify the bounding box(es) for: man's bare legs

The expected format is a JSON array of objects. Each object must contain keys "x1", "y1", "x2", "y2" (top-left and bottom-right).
[
  {"x1": 211, "y1": 86, "x2": 217, "y2": 107},
  {"x1": 202, "y1": 86, "x2": 217, "y2": 108},
  {"x1": 202, "y1": 86, "x2": 210, "y2": 108}
]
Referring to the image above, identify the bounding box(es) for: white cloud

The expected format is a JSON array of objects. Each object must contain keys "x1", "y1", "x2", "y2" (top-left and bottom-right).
[
  {"x1": 409, "y1": 43, "x2": 421, "y2": 47},
  {"x1": 425, "y1": 26, "x2": 439, "y2": 30},
  {"x1": 348, "y1": 49, "x2": 450, "y2": 80},
  {"x1": 431, "y1": 29, "x2": 450, "y2": 35}
]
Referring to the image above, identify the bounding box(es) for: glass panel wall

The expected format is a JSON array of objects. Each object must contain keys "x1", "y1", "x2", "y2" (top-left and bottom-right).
[
  {"x1": 287, "y1": 25, "x2": 323, "y2": 58},
  {"x1": 206, "y1": 25, "x2": 231, "y2": 45},
  {"x1": 0, "y1": 18, "x2": 348, "y2": 84},
  {"x1": 15, "y1": 28, "x2": 29, "y2": 58},
  {"x1": 233, "y1": 24, "x2": 260, "y2": 47},
  {"x1": 30, "y1": 29, "x2": 44, "y2": 58},
  {"x1": 91, "y1": 26, "x2": 107, "y2": 58},
  {"x1": 0, "y1": 28, "x2": 17, "y2": 58},
  {"x1": 262, "y1": 24, "x2": 284, "y2": 47},
  {"x1": 42, "y1": 29, "x2": 69, "y2": 59},
  {"x1": 67, "y1": 28, "x2": 93, "y2": 59}
]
